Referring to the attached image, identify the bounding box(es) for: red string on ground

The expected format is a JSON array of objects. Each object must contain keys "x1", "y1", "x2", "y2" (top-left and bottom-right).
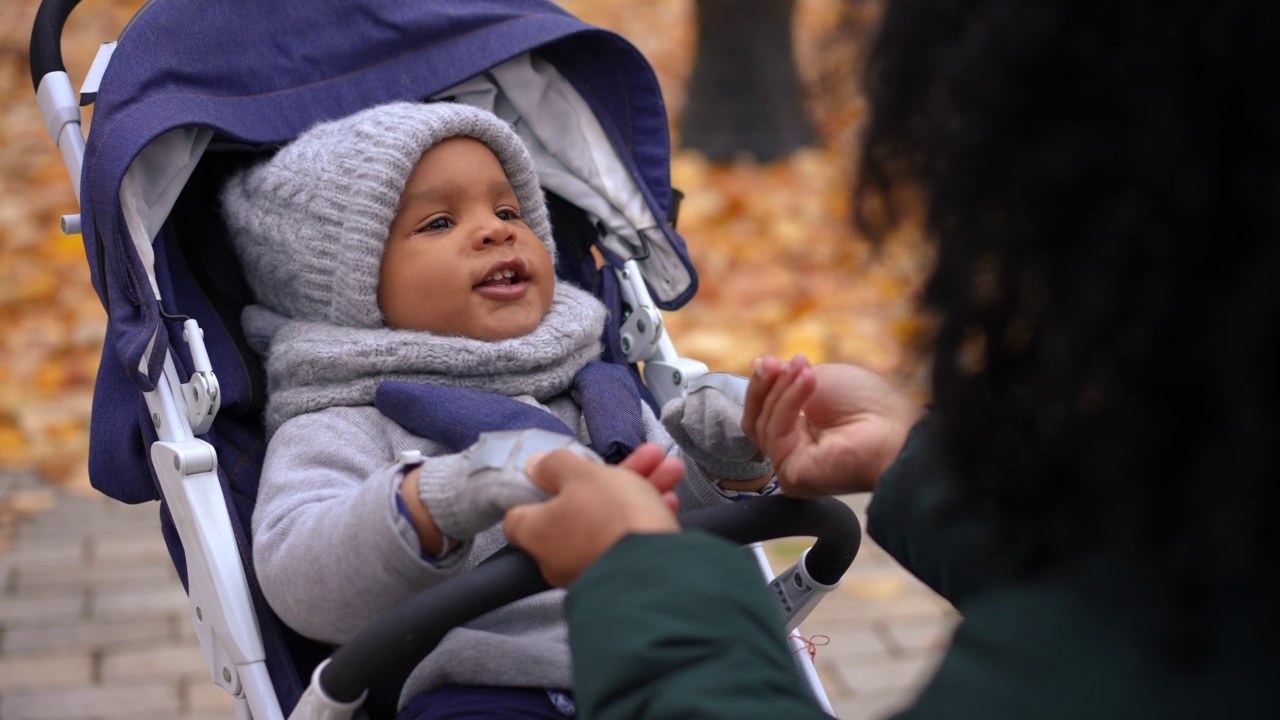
[{"x1": 790, "y1": 632, "x2": 830, "y2": 660}]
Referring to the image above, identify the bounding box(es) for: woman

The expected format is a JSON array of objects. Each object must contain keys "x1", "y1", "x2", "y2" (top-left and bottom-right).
[{"x1": 506, "y1": 1, "x2": 1280, "y2": 717}]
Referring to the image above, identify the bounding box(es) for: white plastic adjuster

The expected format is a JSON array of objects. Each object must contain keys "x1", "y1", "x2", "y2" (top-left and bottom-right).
[
  {"x1": 467, "y1": 429, "x2": 599, "y2": 475},
  {"x1": 769, "y1": 547, "x2": 842, "y2": 630},
  {"x1": 78, "y1": 41, "x2": 117, "y2": 105},
  {"x1": 181, "y1": 319, "x2": 221, "y2": 435},
  {"x1": 287, "y1": 659, "x2": 366, "y2": 720},
  {"x1": 615, "y1": 260, "x2": 663, "y2": 363},
  {"x1": 613, "y1": 259, "x2": 707, "y2": 408}
]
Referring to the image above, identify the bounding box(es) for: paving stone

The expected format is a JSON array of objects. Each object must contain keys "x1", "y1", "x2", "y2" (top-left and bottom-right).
[
  {"x1": 13, "y1": 560, "x2": 177, "y2": 593},
  {"x1": 28, "y1": 498, "x2": 127, "y2": 525},
  {"x1": 831, "y1": 692, "x2": 915, "y2": 720},
  {"x1": 797, "y1": 624, "x2": 891, "y2": 659},
  {"x1": 17, "y1": 519, "x2": 161, "y2": 544},
  {"x1": 0, "y1": 683, "x2": 180, "y2": 720},
  {"x1": 90, "y1": 533, "x2": 177, "y2": 567},
  {"x1": 0, "y1": 649, "x2": 94, "y2": 691},
  {"x1": 809, "y1": 591, "x2": 952, "y2": 625},
  {"x1": 176, "y1": 613, "x2": 203, "y2": 641},
  {"x1": 831, "y1": 653, "x2": 945, "y2": 698},
  {"x1": 91, "y1": 584, "x2": 190, "y2": 621},
  {"x1": 2, "y1": 616, "x2": 173, "y2": 655},
  {"x1": 880, "y1": 616, "x2": 959, "y2": 656},
  {"x1": 811, "y1": 654, "x2": 854, "y2": 703},
  {"x1": 852, "y1": 543, "x2": 902, "y2": 568},
  {"x1": 184, "y1": 677, "x2": 239, "y2": 714},
  {"x1": 0, "y1": 591, "x2": 86, "y2": 625},
  {"x1": 101, "y1": 641, "x2": 212, "y2": 682},
  {"x1": 1, "y1": 541, "x2": 87, "y2": 571}
]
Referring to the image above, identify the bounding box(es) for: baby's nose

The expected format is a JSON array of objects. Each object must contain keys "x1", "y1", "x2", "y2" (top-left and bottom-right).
[{"x1": 476, "y1": 217, "x2": 516, "y2": 246}]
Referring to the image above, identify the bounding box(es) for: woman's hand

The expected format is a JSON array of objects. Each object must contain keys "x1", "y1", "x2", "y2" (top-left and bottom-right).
[
  {"x1": 503, "y1": 444, "x2": 684, "y2": 587},
  {"x1": 743, "y1": 356, "x2": 924, "y2": 497}
]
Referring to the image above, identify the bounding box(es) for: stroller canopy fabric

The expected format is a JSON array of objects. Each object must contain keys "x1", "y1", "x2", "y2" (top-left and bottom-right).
[{"x1": 83, "y1": 0, "x2": 696, "y2": 391}]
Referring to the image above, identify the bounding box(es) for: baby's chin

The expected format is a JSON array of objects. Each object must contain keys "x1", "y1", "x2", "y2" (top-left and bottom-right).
[{"x1": 472, "y1": 315, "x2": 545, "y2": 342}]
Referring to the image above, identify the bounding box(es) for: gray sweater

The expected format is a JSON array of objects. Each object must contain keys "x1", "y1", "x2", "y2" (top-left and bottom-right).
[{"x1": 251, "y1": 392, "x2": 740, "y2": 708}]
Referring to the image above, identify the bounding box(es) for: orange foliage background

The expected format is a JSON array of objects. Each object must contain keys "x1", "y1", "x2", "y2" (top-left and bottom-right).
[{"x1": 0, "y1": 0, "x2": 930, "y2": 498}]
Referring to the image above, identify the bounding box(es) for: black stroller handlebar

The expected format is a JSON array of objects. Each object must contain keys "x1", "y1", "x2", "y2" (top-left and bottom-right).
[
  {"x1": 319, "y1": 494, "x2": 862, "y2": 705},
  {"x1": 29, "y1": 0, "x2": 84, "y2": 91}
]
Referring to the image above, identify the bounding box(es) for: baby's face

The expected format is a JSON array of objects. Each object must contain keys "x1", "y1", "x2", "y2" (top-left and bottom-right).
[{"x1": 379, "y1": 137, "x2": 554, "y2": 340}]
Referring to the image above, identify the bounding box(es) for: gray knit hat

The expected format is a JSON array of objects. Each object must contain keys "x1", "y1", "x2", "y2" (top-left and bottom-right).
[{"x1": 221, "y1": 101, "x2": 554, "y2": 328}]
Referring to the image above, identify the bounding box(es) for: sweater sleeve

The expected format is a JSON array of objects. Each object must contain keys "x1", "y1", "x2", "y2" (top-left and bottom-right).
[
  {"x1": 567, "y1": 532, "x2": 830, "y2": 720},
  {"x1": 250, "y1": 407, "x2": 466, "y2": 644},
  {"x1": 866, "y1": 416, "x2": 996, "y2": 609}
]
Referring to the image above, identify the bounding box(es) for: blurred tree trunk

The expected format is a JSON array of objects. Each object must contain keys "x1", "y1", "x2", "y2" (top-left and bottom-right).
[{"x1": 680, "y1": 0, "x2": 815, "y2": 163}]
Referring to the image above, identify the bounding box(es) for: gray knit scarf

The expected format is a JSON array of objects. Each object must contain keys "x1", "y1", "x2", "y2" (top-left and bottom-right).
[{"x1": 244, "y1": 282, "x2": 608, "y2": 437}]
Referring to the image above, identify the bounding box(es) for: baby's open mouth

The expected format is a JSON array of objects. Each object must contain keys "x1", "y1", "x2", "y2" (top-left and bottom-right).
[
  {"x1": 474, "y1": 259, "x2": 530, "y2": 298},
  {"x1": 477, "y1": 268, "x2": 522, "y2": 287}
]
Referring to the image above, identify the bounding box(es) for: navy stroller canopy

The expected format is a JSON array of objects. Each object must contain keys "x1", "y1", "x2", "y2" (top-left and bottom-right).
[{"x1": 85, "y1": 0, "x2": 698, "y2": 393}]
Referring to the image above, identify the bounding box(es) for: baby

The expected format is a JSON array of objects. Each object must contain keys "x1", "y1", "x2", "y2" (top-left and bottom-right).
[{"x1": 221, "y1": 101, "x2": 773, "y2": 718}]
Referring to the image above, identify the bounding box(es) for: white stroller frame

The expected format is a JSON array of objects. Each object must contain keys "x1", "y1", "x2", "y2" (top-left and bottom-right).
[{"x1": 38, "y1": 39, "x2": 843, "y2": 720}]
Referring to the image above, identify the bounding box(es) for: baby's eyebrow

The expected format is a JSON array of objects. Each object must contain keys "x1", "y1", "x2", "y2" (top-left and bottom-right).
[
  {"x1": 399, "y1": 186, "x2": 452, "y2": 208},
  {"x1": 487, "y1": 177, "x2": 519, "y2": 201},
  {"x1": 399, "y1": 179, "x2": 517, "y2": 208}
]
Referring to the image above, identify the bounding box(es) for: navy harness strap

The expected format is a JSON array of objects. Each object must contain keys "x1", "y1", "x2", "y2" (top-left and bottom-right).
[
  {"x1": 375, "y1": 361, "x2": 645, "y2": 463},
  {"x1": 375, "y1": 383, "x2": 573, "y2": 452},
  {"x1": 570, "y1": 361, "x2": 647, "y2": 463}
]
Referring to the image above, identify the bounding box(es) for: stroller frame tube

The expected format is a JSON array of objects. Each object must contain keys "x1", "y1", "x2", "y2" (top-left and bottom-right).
[
  {"x1": 615, "y1": 259, "x2": 835, "y2": 710},
  {"x1": 35, "y1": 72, "x2": 85, "y2": 206},
  {"x1": 145, "y1": 351, "x2": 284, "y2": 720},
  {"x1": 30, "y1": 0, "x2": 85, "y2": 207},
  {"x1": 31, "y1": 2, "x2": 280, "y2": 716}
]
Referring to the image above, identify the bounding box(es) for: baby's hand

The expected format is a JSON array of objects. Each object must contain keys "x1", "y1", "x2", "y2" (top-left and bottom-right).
[
  {"x1": 418, "y1": 429, "x2": 600, "y2": 544},
  {"x1": 505, "y1": 443, "x2": 682, "y2": 587},
  {"x1": 660, "y1": 373, "x2": 771, "y2": 484}
]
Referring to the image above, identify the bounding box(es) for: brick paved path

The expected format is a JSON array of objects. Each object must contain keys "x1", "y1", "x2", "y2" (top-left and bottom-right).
[{"x1": 0, "y1": 472, "x2": 952, "y2": 720}]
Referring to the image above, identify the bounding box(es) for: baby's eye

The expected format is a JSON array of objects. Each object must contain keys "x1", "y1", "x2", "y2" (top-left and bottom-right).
[
  {"x1": 416, "y1": 216, "x2": 453, "y2": 233},
  {"x1": 496, "y1": 207, "x2": 521, "y2": 222}
]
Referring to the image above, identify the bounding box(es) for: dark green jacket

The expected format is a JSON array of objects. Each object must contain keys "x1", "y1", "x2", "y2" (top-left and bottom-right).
[
  {"x1": 568, "y1": 531, "x2": 830, "y2": 719},
  {"x1": 567, "y1": 420, "x2": 1280, "y2": 719}
]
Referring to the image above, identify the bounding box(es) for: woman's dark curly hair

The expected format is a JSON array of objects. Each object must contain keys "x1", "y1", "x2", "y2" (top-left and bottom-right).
[{"x1": 857, "y1": 0, "x2": 1280, "y2": 649}]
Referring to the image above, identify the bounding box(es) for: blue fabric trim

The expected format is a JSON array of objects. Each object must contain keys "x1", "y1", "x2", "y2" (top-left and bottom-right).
[
  {"x1": 374, "y1": 362, "x2": 644, "y2": 463},
  {"x1": 376, "y1": 382, "x2": 576, "y2": 452}
]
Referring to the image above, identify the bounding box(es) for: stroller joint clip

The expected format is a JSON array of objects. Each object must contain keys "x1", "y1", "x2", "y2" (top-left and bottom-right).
[
  {"x1": 615, "y1": 260, "x2": 708, "y2": 408},
  {"x1": 181, "y1": 318, "x2": 222, "y2": 435}
]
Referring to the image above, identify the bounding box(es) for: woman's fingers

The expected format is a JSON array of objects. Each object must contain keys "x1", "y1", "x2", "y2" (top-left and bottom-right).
[
  {"x1": 743, "y1": 355, "x2": 783, "y2": 448},
  {"x1": 766, "y1": 362, "x2": 817, "y2": 447},
  {"x1": 755, "y1": 356, "x2": 808, "y2": 450}
]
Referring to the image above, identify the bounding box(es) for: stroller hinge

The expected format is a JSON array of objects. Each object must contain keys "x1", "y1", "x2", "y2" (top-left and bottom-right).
[
  {"x1": 616, "y1": 261, "x2": 664, "y2": 363},
  {"x1": 614, "y1": 260, "x2": 708, "y2": 409},
  {"x1": 181, "y1": 319, "x2": 222, "y2": 435}
]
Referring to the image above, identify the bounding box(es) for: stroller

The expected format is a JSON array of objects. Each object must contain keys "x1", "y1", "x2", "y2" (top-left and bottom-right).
[{"x1": 30, "y1": 0, "x2": 862, "y2": 717}]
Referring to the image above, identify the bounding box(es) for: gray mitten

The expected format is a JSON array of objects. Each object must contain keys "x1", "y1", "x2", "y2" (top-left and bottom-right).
[
  {"x1": 416, "y1": 429, "x2": 601, "y2": 541},
  {"x1": 661, "y1": 373, "x2": 773, "y2": 482}
]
